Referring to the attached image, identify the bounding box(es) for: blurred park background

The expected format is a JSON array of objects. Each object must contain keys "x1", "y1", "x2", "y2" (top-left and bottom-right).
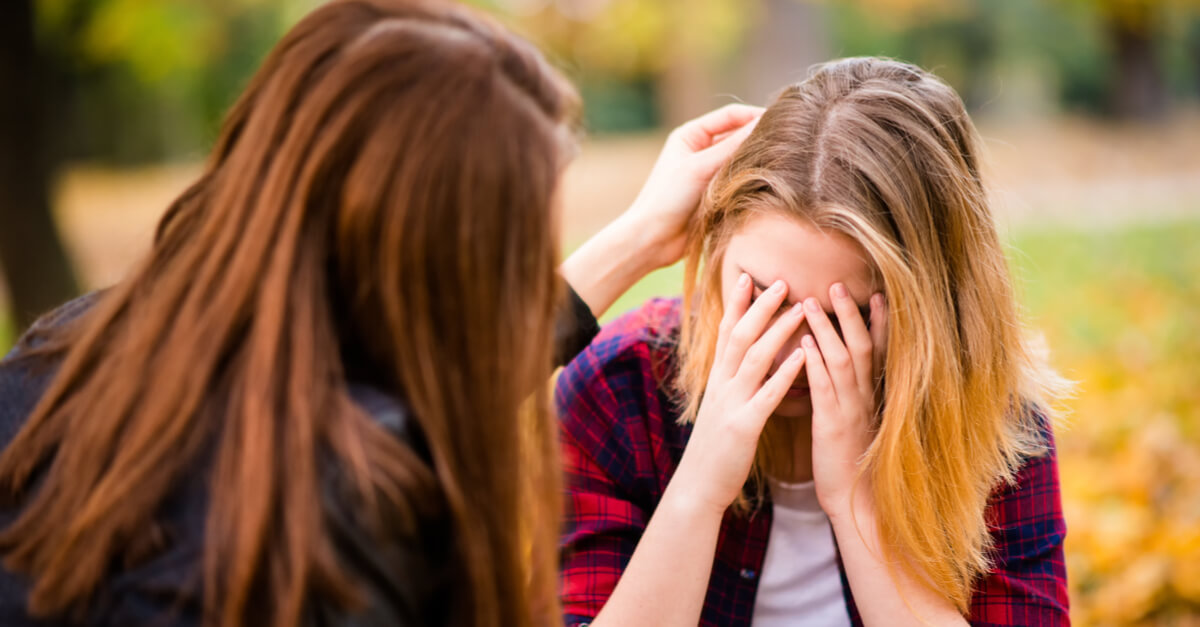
[{"x1": 0, "y1": 0, "x2": 1197, "y2": 624}]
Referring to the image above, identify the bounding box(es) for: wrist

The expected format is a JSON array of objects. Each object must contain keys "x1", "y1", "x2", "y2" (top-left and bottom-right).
[
  {"x1": 821, "y1": 483, "x2": 876, "y2": 526},
  {"x1": 560, "y1": 214, "x2": 664, "y2": 319},
  {"x1": 661, "y1": 466, "x2": 733, "y2": 524}
]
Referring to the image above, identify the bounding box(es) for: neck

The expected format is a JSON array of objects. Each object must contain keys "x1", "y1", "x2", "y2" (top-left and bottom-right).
[{"x1": 763, "y1": 413, "x2": 813, "y2": 483}]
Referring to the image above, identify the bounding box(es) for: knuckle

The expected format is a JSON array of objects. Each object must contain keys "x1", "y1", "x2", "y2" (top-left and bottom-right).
[
  {"x1": 748, "y1": 393, "x2": 778, "y2": 415},
  {"x1": 728, "y1": 326, "x2": 753, "y2": 347},
  {"x1": 740, "y1": 350, "x2": 767, "y2": 374}
]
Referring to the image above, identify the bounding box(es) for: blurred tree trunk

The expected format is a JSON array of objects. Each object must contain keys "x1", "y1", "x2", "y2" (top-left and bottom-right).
[
  {"x1": 1107, "y1": 10, "x2": 1168, "y2": 121},
  {"x1": 0, "y1": 0, "x2": 80, "y2": 331}
]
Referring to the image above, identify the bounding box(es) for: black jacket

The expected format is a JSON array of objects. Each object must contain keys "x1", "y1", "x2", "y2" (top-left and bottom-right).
[{"x1": 0, "y1": 288, "x2": 599, "y2": 626}]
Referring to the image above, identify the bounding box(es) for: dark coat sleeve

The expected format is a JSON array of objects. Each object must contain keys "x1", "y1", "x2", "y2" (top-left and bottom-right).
[{"x1": 554, "y1": 284, "x2": 601, "y2": 368}]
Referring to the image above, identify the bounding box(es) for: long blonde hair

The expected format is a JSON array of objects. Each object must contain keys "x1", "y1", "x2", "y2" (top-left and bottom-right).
[{"x1": 676, "y1": 57, "x2": 1068, "y2": 613}]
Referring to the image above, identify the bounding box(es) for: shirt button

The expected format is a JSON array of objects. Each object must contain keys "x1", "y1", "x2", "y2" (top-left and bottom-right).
[{"x1": 739, "y1": 568, "x2": 757, "y2": 580}]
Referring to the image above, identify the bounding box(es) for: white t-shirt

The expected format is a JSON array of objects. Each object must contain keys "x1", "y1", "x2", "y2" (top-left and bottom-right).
[{"x1": 750, "y1": 479, "x2": 852, "y2": 626}]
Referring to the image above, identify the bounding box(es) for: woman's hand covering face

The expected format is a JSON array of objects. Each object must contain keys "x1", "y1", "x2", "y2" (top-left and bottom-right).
[
  {"x1": 672, "y1": 273, "x2": 808, "y2": 514},
  {"x1": 802, "y1": 284, "x2": 888, "y2": 514}
]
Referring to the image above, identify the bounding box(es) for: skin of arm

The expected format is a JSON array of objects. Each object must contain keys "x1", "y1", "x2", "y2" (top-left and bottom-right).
[
  {"x1": 825, "y1": 496, "x2": 968, "y2": 627},
  {"x1": 583, "y1": 480, "x2": 726, "y2": 626},
  {"x1": 558, "y1": 210, "x2": 665, "y2": 321},
  {"x1": 559, "y1": 104, "x2": 761, "y2": 319}
]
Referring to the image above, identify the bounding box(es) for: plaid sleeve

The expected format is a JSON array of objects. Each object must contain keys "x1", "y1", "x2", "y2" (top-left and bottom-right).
[
  {"x1": 558, "y1": 421, "x2": 648, "y2": 626},
  {"x1": 969, "y1": 427, "x2": 1070, "y2": 626},
  {"x1": 554, "y1": 302, "x2": 678, "y2": 626}
]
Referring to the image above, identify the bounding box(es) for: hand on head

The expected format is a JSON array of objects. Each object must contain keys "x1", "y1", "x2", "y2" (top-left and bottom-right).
[{"x1": 622, "y1": 104, "x2": 763, "y2": 269}]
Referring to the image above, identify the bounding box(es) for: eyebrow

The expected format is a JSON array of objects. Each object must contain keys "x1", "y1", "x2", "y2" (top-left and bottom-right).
[{"x1": 742, "y1": 268, "x2": 871, "y2": 318}]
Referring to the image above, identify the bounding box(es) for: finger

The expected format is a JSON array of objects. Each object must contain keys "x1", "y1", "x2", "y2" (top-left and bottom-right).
[
  {"x1": 673, "y1": 104, "x2": 765, "y2": 152},
  {"x1": 830, "y1": 283, "x2": 874, "y2": 399},
  {"x1": 692, "y1": 116, "x2": 760, "y2": 178},
  {"x1": 868, "y1": 292, "x2": 889, "y2": 390},
  {"x1": 803, "y1": 297, "x2": 857, "y2": 395},
  {"x1": 733, "y1": 302, "x2": 805, "y2": 387},
  {"x1": 802, "y1": 334, "x2": 839, "y2": 414},
  {"x1": 713, "y1": 273, "x2": 753, "y2": 375},
  {"x1": 749, "y1": 348, "x2": 805, "y2": 420},
  {"x1": 722, "y1": 279, "x2": 789, "y2": 373}
]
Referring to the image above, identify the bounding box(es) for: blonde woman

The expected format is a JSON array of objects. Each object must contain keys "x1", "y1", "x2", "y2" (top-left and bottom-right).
[{"x1": 556, "y1": 57, "x2": 1069, "y2": 627}]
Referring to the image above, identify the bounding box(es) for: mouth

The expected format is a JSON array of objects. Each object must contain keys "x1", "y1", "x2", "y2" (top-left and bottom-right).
[{"x1": 784, "y1": 385, "x2": 810, "y2": 399}]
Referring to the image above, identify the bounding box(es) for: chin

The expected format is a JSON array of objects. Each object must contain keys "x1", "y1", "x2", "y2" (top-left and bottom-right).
[{"x1": 772, "y1": 396, "x2": 813, "y2": 420}]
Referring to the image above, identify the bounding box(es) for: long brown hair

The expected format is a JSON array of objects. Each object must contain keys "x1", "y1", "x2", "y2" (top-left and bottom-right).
[
  {"x1": 0, "y1": 1, "x2": 576, "y2": 626},
  {"x1": 676, "y1": 58, "x2": 1069, "y2": 613}
]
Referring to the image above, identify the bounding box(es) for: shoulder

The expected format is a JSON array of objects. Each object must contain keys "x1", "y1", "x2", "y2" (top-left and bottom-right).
[
  {"x1": 4, "y1": 292, "x2": 102, "y2": 359},
  {"x1": 986, "y1": 407, "x2": 1066, "y2": 560},
  {"x1": 972, "y1": 409, "x2": 1069, "y2": 622},
  {"x1": 555, "y1": 297, "x2": 688, "y2": 481},
  {"x1": 0, "y1": 292, "x2": 103, "y2": 449}
]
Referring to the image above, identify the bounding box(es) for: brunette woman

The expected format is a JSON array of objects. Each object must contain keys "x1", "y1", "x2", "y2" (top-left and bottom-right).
[{"x1": 0, "y1": 1, "x2": 759, "y2": 625}]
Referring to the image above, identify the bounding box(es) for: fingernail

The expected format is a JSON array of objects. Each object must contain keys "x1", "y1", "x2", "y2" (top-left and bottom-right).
[
  {"x1": 738, "y1": 273, "x2": 750, "y2": 288},
  {"x1": 772, "y1": 280, "x2": 786, "y2": 294},
  {"x1": 832, "y1": 283, "x2": 847, "y2": 298},
  {"x1": 872, "y1": 292, "x2": 885, "y2": 307},
  {"x1": 790, "y1": 302, "x2": 805, "y2": 316},
  {"x1": 802, "y1": 334, "x2": 816, "y2": 348},
  {"x1": 805, "y1": 298, "x2": 821, "y2": 313},
  {"x1": 789, "y1": 348, "x2": 804, "y2": 362}
]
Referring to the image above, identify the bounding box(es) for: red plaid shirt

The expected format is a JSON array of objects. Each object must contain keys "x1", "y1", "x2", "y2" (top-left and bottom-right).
[{"x1": 556, "y1": 298, "x2": 1069, "y2": 627}]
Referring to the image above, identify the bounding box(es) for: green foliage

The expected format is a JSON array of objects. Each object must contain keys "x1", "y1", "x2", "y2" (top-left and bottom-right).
[
  {"x1": 81, "y1": 0, "x2": 219, "y2": 82},
  {"x1": 468, "y1": 0, "x2": 756, "y2": 131},
  {"x1": 579, "y1": 78, "x2": 660, "y2": 133},
  {"x1": 468, "y1": 0, "x2": 752, "y2": 75},
  {"x1": 38, "y1": 0, "x2": 296, "y2": 79},
  {"x1": 35, "y1": 0, "x2": 302, "y2": 164},
  {"x1": 829, "y1": 0, "x2": 1126, "y2": 115}
]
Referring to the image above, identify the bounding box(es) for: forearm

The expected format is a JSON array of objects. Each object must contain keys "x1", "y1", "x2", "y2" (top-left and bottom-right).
[
  {"x1": 828, "y1": 497, "x2": 969, "y2": 627},
  {"x1": 588, "y1": 481, "x2": 724, "y2": 627},
  {"x1": 559, "y1": 212, "x2": 664, "y2": 320}
]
